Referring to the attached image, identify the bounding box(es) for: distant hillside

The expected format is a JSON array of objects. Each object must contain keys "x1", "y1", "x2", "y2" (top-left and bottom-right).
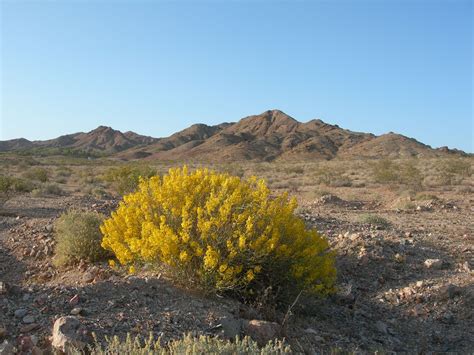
[
  {"x1": 0, "y1": 110, "x2": 468, "y2": 160},
  {"x1": 0, "y1": 126, "x2": 157, "y2": 155}
]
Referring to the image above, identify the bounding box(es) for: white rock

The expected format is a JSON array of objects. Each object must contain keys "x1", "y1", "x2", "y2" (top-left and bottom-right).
[
  {"x1": 51, "y1": 316, "x2": 89, "y2": 353},
  {"x1": 424, "y1": 259, "x2": 443, "y2": 269}
]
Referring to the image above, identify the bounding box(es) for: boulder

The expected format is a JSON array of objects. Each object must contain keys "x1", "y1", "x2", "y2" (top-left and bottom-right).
[
  {"x1": 242, "y1": 319, "x2": 281, "y2": 346},
  {"x1": 51, "y1": 316, "x2": 90, "y2": 353}
]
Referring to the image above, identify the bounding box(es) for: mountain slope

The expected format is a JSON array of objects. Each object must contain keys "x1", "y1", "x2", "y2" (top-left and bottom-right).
[
  {"x1": 0, "y1": 126, "x2": 157, "y2": 154},
  {"x1": 0, "y1": 110, "x2": 468, "y2": 160}
]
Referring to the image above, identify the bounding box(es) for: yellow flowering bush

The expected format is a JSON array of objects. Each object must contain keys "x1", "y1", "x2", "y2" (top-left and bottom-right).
[{"x1": 100, "y1": 166, "x2": 336, "y2": 301}]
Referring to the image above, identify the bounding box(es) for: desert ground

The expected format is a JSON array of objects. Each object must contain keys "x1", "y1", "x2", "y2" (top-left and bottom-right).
[{"x1": 0, "y1": 154, "x2": 473, "y2": 353}]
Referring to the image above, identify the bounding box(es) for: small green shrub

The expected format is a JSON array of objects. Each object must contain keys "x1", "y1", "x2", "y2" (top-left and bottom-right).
[
  {"x1": 31, "y1": 183, "x2": 64, "y2": 197},
  {"x1": 372, "y1": 159, "x2": 399, "y2": 184},
  {"x1": 0, "y1": 176, "x2": 12, "y2": 193},
  {"x1": 398, "y1": 161, "x2": 423, "y2": 190},
  {"x1": 83, "y1": 333, "x2": 291, "y2": 354},
  {"x1": 23, "y1": 167, "x2": 49, "y2": 182},
  {"x1": 0, "y1": 175, "x2": 35, "y2": 194},
  {"x1": 103, "y1": 165, "x2": 157, "y2": 195},
  {"x1": 436, "y1": 158, "x2": 472, "y2": 185},
  {"x1": 53, "y1": 210, "x2": 110, "y2": 267},
  {"x1": 359, "y1": 214, "x2": 391, "y2": 229}
]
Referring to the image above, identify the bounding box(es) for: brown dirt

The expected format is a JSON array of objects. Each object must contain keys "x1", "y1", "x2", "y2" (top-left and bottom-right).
[{"x1": 1, "y1": 185, "x2": 472, "y2": 353}]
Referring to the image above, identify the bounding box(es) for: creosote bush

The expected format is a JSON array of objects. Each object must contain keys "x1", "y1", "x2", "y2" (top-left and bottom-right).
[
  {"x1": 103, "y1": 164, "x2": 157, "y2": 195},
  {"x1": 101, "y1": 167, "x2": 336, "y2": 303},
  {"x1": 54, "y1": 210, "x2": 110, "y2": 267},
  {"x1": 82, "y1": 333, "x2": 291, "y2": 354},
  {"x1": 23, "y1": 167, "x2": 49, "y2": 182}
]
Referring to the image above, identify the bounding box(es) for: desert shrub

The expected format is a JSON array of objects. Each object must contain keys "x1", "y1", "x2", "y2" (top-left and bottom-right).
[
  {"x1": 372, "y1": 159, "x2": 399, "y2": 184},
  {"x1": 84, "y1": 333, "x2": 291, "y2": 354},
  {"x1": 54, "y1": 210, "x2": 110, "y2": 267},
  {"x1": 23, "y1": 167, "x2": 49, "y2": 182},
  {"x1": 56, "y1": 166, "x2": 72, "y2": 177},
  {"x1": 358, "y1": 214, "x2": 391, "y2": 229},
  {"x1": 31, "y1": 183, "x2": 64, "y2": 197},
  {"x1": 314, "y1": 166, "x2": 352, "y2": 187},
  {"x1": 0, "y1": 176, "x2": 12, "y2": 193},
  {"x1": 398, "y1": 161, "x2": 423, "y2": 190},
  {"x1": 103, "y1": 165, "x2": 157, "y2": 195},
  {"x1": 436, "y1": 158, "x2": 472, "y2": 185},
  {"x1": 0, "y1": 175, "x2": 35, "y2": 194},
  {"x1": 101, "y1": 167, "x2": 336, "y2": 303}
]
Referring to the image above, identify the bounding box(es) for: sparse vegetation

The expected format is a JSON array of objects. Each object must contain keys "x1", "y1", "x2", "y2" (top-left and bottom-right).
[
  {"x1": 84, "y1": 333, "x2": 291, "y2": 354},
  {"x1": 23, "y1": 167, "x2": 49, "y2": 182},
  {"x1": 103, "y1": 164, "x2": 157, "y2": 195},
  {"x1": 101, "y1": 167, "x2": 336, "y2": 303},
  {"x1": 53, "y1": 210, "x2": 110, "y2": 267},
  {"x1": 31, "y1": 183, "x2": 64, "y2": 197},
  {"x1": 358, "y1": 214, "x2": 391, "y2": 229}
]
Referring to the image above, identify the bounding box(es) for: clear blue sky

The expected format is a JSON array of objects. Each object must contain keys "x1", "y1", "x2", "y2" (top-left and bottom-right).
[{"x1": 1, "y1": 0, "x2": 472, "y2": 152}]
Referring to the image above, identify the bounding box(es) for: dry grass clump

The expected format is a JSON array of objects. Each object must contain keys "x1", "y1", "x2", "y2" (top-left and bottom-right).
[
  {"x1": 82, "y1": 333, "x2": 291, "y2": 354},
  {"x1": 358, "y1": 214, "x2": 391, "y2": 229},
  {"x1": 53, "y1": 210, "x2": 110, "y2": 267},
  {"x1": 31, "y1": 183, "x2": 65, "y2": 197}
]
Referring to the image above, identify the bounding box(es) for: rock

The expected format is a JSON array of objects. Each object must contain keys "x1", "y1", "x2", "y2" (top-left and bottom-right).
[
  {"x1": 69, "y1": 294, "x2": 80, "y2": 305},
  {"x1": 20, "y1": 323, "x2": 40, "y2": 333},
  {"x1": 218, "y1": 316, "x2": 242, "y2": 339},
  {"x1": 424, "y1": 259, "x2": 443, "y2": 269},
  {"x1": 82, "y1": 272, "x2": 95, "y2": 283},
  {"x1": 0, "y1": 340, "x2": 15, "y2": 355},
  {"x1": 375, "y1": 320, "x2": 388, "y2": 334},
  {"x1": 439, "y1": 284, "x2": 463, "y2": 300},
  {"x1": 31, "y1": 346, "x2": 43, "y2": 355},
  {"x1": 22, "y1": 315, "x2": 36, "y2": 324},
  {"x1": 51, "y1": 316, "x2": 90, "y2": 353},
  {"x1": 14, "y1": 309, "x2": 28, "y2": 318},
  {"x1": 242, "y1": 320, "x2": 281, "y2": 346},
  {"x1": 70, "y1": 307, "x2": 83, "y2": 316},
  {"x1": 416, "y1": 281, "x2": 424, "y2": 288},
  {"x1": 0, "y1": 282, "x2": 8, "y2": 295},
  {"x1": 18, "y1": 335, "x2": 35, "y2": 352},
  {"x1": 394, "y1": 253, "x2": 406, "y2": 263}
]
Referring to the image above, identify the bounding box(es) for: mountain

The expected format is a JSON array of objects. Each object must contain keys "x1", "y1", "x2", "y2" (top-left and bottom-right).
[
  {"x1": 120, "y1": 110, "x2": 463, "y2": 161},
  {"x1": 0, "y1": 110, "x2": 468, "y2": 160},
  {"x1": 0, "y1": 126, "x2": 157, "y2": 154}
]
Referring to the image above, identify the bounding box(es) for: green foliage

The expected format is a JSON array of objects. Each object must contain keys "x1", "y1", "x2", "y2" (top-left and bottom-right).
[
  {"x1": 103, "y1": 164, "x2": 157, "y2": 195},
  {"x1": 358, "y1": 214, "x2": 391, "y2": 229},
  {"x1": 17, "y1": 147, "x2": 106, "y2": 158},
  {"x1": 372, "y1": 159, "x2": 424, "y2": 189},
  {"x1": 437, "y1": 158, "x2": 472, "y2": 185},
  {"x1": 23, "y1": 167, "x2": 49, "y2": 182},
  {"x1": 372, "y1": 159, "x2": 399, "y2": 184},
  {"x1": 53, "y1": 210, "x2": 110, "y2": 267},
  {"x1": 0, "y1": 175, "x2": 35, "y2": 194},
  {"x1": 84, "y1": 333, "x2": 291, "y2": 354}
]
